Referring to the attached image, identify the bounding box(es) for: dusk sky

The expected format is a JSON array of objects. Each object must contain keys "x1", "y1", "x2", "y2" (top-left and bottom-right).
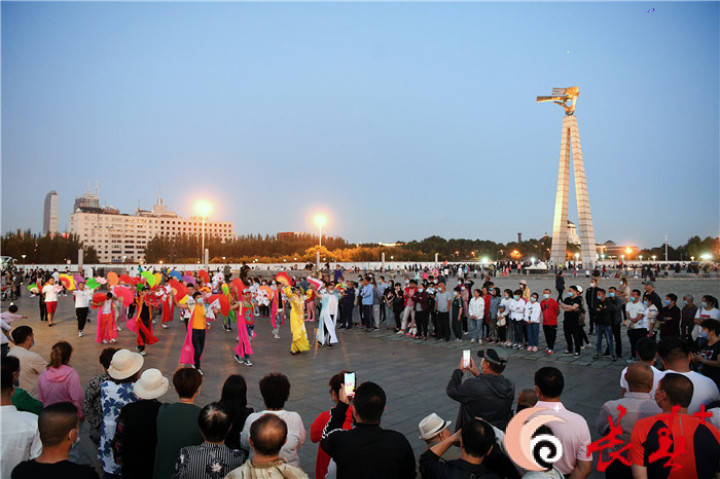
[{"x1": 2, "y1": 2, "x2": 718, "y2": 247}]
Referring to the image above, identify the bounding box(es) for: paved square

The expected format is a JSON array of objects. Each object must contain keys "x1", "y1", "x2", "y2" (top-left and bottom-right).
[{"x1": 3, "y1": 274, "x2": 718, "y2": 477}]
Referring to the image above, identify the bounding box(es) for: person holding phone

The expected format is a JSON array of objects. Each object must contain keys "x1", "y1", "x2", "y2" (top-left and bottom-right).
[{"x1": 321, "y1": 380, "x2": 415, "y2": 478}]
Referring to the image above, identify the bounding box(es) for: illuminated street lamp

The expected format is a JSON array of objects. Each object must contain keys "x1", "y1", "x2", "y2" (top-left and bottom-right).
[
  {"x1": 652, "y1": 255, "x2": 657, "y2": 261},
  {"x1": 20, "y1": 254, "x2": 26, "y2": 264},
  {"x1": 314, "y1": 214, "x2": 328, "y2": 247},
  {"x1": 700, "y1": 253, "x2": 713, "y2": 261},
  {"x1": 195, "y1": 200, "x2": 213, "y2": 266},
  {"x1": 639, "y1": 255, "x2": 643, "y2": 261}
]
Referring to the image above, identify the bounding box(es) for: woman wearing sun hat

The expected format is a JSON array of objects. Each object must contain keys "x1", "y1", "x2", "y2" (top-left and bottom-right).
[
  {"x1": 98, "y1": 349, "x2": 144, "y2": 478},
  {"x1": 113, "y1": 368, "x2": 169, "y2": 479}
]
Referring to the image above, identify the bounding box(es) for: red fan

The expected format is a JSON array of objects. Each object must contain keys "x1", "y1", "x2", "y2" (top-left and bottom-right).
[
  {"x1": 92, "y1": 292, "x2": 108, "y2": 307},
  {"x1": 119, "y1": 274, "x2": 132, "y2": 284},
  {"x1": 275, "y1": 271, "x2": 292, "y2": 287},
  {"x1": 168, "y1": 279, "x2": 187, "y2": 301},
  {"x1": 113, "y1": 286, "x2": 135, "y2": 307},
  {"x1": 208, "y1": 294, "x2": 230, "y2": 316},
  {"x1": 59, "y1": 276, "x2": 73, "y2": 290},
  {"x1": 198, "y1": 270, "x2": 210, "y2": 284},
  {"x1": 231, "y1": 278, "x2": 246, "y2": 296}
]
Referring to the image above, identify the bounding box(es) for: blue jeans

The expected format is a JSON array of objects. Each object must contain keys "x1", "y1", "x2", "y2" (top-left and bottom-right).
[
  {"x1": 596, "y1": 323, "x2": 614, "y2": 356},
  {"x1": 470, "y1": 318, "x2": 482, "y2": 340},
  {"x1": 527, "y1": 323, "x2": 540, "y2": 347}
]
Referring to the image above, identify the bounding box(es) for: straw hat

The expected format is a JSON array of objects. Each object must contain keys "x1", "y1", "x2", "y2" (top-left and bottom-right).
[
  {"x1": 107, "y1": 349, "x2": 144, "y2": 380},
  {"x1": 133, "y1": 368, "x2": 169, "y2": 400}
]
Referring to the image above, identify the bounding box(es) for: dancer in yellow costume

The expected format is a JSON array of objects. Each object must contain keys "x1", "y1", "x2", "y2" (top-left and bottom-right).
[{"x1": 284, "y1": 286, "x2": 310, "y2": 354}]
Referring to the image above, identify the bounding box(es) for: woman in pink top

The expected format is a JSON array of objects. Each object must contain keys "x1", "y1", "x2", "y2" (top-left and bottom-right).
[{"x1": 37, "y1": 341, "x2": 84, "y2": 418}]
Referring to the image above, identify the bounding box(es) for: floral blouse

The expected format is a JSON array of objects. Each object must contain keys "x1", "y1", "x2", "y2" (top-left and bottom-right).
[{"x1": 98, "y1": 380, "x2": 137, "y2": 474}]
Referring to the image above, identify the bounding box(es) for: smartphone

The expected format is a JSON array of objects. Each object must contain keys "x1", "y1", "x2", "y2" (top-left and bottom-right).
[
  {"x1": 344, "y1": 371, "x2": 356, "y2": 398},
  {"x1": 463, "y1": 350, "x2": 471, "y2": 368}
]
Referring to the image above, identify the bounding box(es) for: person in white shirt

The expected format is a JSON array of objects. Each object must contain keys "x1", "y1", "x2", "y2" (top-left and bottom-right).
[
  {"x1": 499, "y1": 290, "x2": 513, "y2": 347},
  {"x1": 240, "y1": 373, "x2": 305, "y2": 468},
  {"x1": 508, "y1": 290, "x2": 526, "y2": 350},
  {"x1": 467, "y1": 289, "x2": 485, "y2": 344},
  {"x1": 657, "y1": 336, "x2": 720, "y2": 413},
  {"x1": 692, "y1": 295, "x2": 720, "y2": 346},
  {"x1": 625, "y1": 289, "x2": 647, "y2": 358},
  {"x1": 41, "y1": 277, "x2": 60, "y2": 327},
  {"x1": 1, "y1": 319, "x2": 11, "y2": 358},
  {"x1": 72, "y1": 282, "x2": 94, "y2": 338},
  {"x1": 8, "y1": 326, "x2": 47, "y2": 397},
  {"x1": 643, "y1": 300, "x2": 659, "y2": 338},
  {"x1": 1, "y1": 359, "x2": 42, "y2": 477},
  {"x1": 620, "y1": 337, "x2": 662, "y2": 397},
  {"x1": 524, "y1": 293, "x2": 542, "y2": 352}
]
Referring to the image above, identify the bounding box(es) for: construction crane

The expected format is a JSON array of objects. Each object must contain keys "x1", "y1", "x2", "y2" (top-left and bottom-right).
[{"x1": 537, "y1": 87, "x2": 580, "y2": 115}]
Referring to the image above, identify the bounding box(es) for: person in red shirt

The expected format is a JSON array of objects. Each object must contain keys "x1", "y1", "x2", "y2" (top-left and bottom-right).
[
  {"x1": 630, "y1": 373, "x2": 720, "y2": 479},
  {"x1": 310, "y1": 370, "x2": 354, "y2": 479},
  {"x1": 399, "y1": 280, "x2": 418, "y2": 335},
  {"x1": 540, "y1": 288, "x2": 559, "y2": 354}
]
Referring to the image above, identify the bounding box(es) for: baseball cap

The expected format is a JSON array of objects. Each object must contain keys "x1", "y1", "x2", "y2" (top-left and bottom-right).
[{"x1": 477, "y1": 347, "x2": 509, "y2": 366}]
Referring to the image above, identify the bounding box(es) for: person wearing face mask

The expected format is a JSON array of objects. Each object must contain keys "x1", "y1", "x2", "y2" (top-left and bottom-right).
[
  {"x1": 606, "y1": 287, "x2": 624, "y2": 358},
  {"x1": 524, "y1": 293, "x2": 542, "y2": 352},
  {"x1": 592, "y1": 289, "x2": 616, "y2": 361},
  {"x1": 625, "y1": 290, "x2": 647, "y2": 359},
  {"x1": 558, "y1": 286, "x2": 584, "y2": 356},
  {"x1": 658, "y1": 294, "x2": 681, "y2": 340},
  {"x1": 500, "y1": 289, "x2": 513, "y2": 347},
  {"x1": 681, "y1": 294, "x2": 698, "y2": 341},
  {"x1": 693, "y1": 296, "x2": 720, "y2": 349},
  {"x1": 451, "y1": 288, "x2": 464, "y2": 341},
  {"x1": 413, "y1": 284, "x2": 431, "y2": 340},
  {"x1": 642, "y1": 295, "x2": 659, "y2": 340},
  {"x1": 540, "y1": 289, "x2": 559, "y2": 355},
  {"x1": 508, "y1": 290, "x2": 526, "y2": 349},
  {"x1": 179, "y1": 292, "x2": 210, "y2": 374}
]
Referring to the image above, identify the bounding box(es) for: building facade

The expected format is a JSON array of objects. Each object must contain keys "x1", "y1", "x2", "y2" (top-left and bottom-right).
[
  {"x1": 43, "y1": 191, "x2": 59, "y2": 236},
  {"x1": 70, "y1": 197, "x2": 234, "y2": 263}
]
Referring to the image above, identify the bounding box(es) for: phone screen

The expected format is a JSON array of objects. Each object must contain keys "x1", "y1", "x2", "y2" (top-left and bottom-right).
[
  {"x1": 344, "y1": 372, "x2": 356, "y2": 398},
  {"x1": 463, "y1": 350, "x2": 471, "y2": 368}
]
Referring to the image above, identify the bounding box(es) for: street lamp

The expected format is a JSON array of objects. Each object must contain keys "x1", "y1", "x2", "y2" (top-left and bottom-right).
[
  {"x1": 195, "y1": 200, "x2": 213, "y2": 266},
  {"x1": 652, "y1": 255, "x2": 657, "y2": 261},
  {"x1": 21, "y1": 254, "x2": 27, "y2": 264},
  {"x1": 639, "y1": 255, "x2": 643, "y2": 261},
  {"x1": 314, "y1": 214, "x2": 328, "y2": 247}
]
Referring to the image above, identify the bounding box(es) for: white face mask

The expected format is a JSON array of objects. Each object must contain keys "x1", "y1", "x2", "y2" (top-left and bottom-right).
[{"x1": 197, "y1": 298, "x2": 204, "y2": 305}]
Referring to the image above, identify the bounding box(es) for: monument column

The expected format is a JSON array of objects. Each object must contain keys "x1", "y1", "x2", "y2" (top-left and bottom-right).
[
  {"x1": 550, "y1": 119, "x2": 571, "y2": 266},
  {"x1": 568, "y1": 117, "x2": 596, "y2": 266}
]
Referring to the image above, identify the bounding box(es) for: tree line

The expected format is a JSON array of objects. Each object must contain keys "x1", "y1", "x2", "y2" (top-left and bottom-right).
[{"x1": 1, "y1": 230, "x2": 99, "y2": 264}]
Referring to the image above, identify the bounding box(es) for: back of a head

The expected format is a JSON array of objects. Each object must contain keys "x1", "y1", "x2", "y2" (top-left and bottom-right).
[
  {"x1": 1, "y1": 356, "x2": 20, "y2": 394},
  {"x1": 38, "y1": 402, "x2": 78, "y2": 447},
  {"x1": 636, "y1": 338, "x2": 658, "y2": 362},
  {"x1": 99, "y1": 347, "x2": 120, "y2": 370},
  {"x1": 49, "y1": 341, "x2": 73, "y2": 369},
  {"x1": 658, "y1": 337, "x2": 690, "y2": 365},
  {"x1": 199, "y1": 402, "x2": 231, "y2": 443},
  {"x1": 173, "y1": 367, "x2": 203, "y2": 399},
  {"x1": 353, "y1": 382, "x2": 386, "y2": 424},
  {"x1": 259, "y1": 373, "x2": 290, "y2": 410},
  {"x1": 625, "y1": 363, "x2": 654, "y2": 393},
  {"x1": 250, "y1": 413, "x2": 288, "y2": 456},
  {"x1": 221, "y1": 374, "x2": 248, "y2": 410},
  {"x1": 659, "y1": 373, "x2": 694, "y2": 408},
  {"x1": 535, "y1": 367, "x2": 564, "y2": 399},
  {"x1": 461, "y1": 419, "x2": 496, "y2": 459},
  {"x1": 10, "y1": 326, "x2": 32, "y2": 345},
  {"x1": 517, "y1": 388, "x2": 538, "y2": 411}
]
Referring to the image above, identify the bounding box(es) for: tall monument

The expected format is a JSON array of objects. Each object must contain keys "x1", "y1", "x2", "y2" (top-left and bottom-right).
[{"x1": 537, "y1": 87, "x2": 596, "y2": 267}]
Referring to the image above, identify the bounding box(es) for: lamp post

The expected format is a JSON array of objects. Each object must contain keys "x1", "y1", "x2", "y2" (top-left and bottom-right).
[
  {"x1": 195, "y1": 200, "x2": 213, "y2": 267},
  {"x1": 313, "y1": 214, "x2": 327, "y2": 270},
  {"x1": 21, "y1": 254, "x2": 26, "y2": 264}
]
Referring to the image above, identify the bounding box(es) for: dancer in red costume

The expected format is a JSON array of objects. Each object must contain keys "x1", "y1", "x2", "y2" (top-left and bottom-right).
[{"x1": 128, "y1": 287, "x2": 159, "y2": 356}]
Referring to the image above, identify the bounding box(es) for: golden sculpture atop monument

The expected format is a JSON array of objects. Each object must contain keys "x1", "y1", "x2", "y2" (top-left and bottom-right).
[{"x1": 537, "y1": 86, "x2": 580, "y2": 115}]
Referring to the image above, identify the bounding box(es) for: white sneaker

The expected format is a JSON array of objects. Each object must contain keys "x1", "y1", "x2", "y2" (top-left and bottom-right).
[
  {"x1": 117, "y1": 327, "x2": 122, "y2": 332},
  {"x1": 78, "y1": 331, "x2": 85, "y2": 337},
  {"x1": 110, "y1": 338, "x2": 117, "y2": 344},
  {"x1": 478, "y1": 340, "x2": 483, "y2": 345},
  {"x1": 470, "y1": 338, "x2": 476, "y2": 343},
  {"x1": 162, "y1": 324, "x2": 168, "y2": 329},
  {"x1": 102, "y1": 340, "x2": 108, "y2": 344},
  {"x1": 244, "y1": 359, "x2": 253, "y2": 367}
]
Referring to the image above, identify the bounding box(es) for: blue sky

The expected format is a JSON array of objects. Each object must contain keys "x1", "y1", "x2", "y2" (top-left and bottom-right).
[{"x1": 2, "y1": 2, "x2": 718, "y2": 246}]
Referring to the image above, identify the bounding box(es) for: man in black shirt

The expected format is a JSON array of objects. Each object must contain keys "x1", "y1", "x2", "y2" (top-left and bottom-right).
[
  {"x1": 659, "y1": 293, "x2": 681, "y2": 340},
  {"x1": 12, "y1": 402, "x2": 98, "y2": 479},
  {"x1": 321, "y1": 381, "x2": 415, "y2": 478},
  {"x1": 585, "y1": 279, "x2": 599, "y2": 335},
  {"x1": 643, "y1": 282, "x2": 662, "y2": 312},
  {"x1": 555, "y1": 272, "x2": 565, "y2": 300},
  {"x1": 419, "y1": 418, "x2": 500, "y2": 479},
  {"x1": 559, "y1": 286, "x2": 584, "y2": 356},
  {"x1": 592, "y1": 289, "x2": 616, "y2": 361}
]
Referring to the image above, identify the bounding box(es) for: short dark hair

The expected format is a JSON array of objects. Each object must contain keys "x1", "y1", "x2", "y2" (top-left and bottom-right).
[
  {"x1": 10, "y1": 326, "x2": 33, "y2": 345},
  {"x1": 106, "y1": 292, "x2": 113, "y2": 299},
  {"x1": 173, "y1": 367, "x2": 203, "y2": 399},
  {"x1": 1, "y1": 356, "x2": 20, "y2": 393},
  {"x1": 250, "y1": 413, "x2": 288, "y2": 456},
  {"x1": 329, "y1": 370, "x2": 351, "y2": 397},
  {"x1": 259, "y1": 373, "x2": 290, "y2": 409},
  {"x1": 596, "y1": 288, "x2": 606, "y2": 295},
  {"x1": 631, "y1": 289, "x2": 642, "y2": 296},
  {"x1": 8, "y1": 304, "x2": 18, "y2": 313},
  {"x1": 38, "y1": 402, "x2": 78, "y2": 447},
  {"x1": 192, "y1": 291, "x2": 202, "y2": 299},
  {"x1": 659, "y1": 373, "x2": 693, "y2": 408},
  {"x1": 461, "y1": 418, "x2": 495, "y2": 458},
  {"x1": 666, "y1": 293, "x2": 678, "y2": 303},
  {"x1": 198, "y1": 402, "x2": 231, "y2": 442},
  {"x1": 535, "y1": 367, "x2": 564, "y2": 398},
  {"x1": 702, "y1": 319, "x2": 720, "y2": 336},
  {"x1": 99, "y1": 347, "x2": 119, "y2": 370},
  {"x1": 658, "y1": 337, "x2": 690, "y2": 363},
  {"x1": 636, "y1": 338, "x2": 658, "y2": 362},
  {"x1": 353, "y1": 382, "x2": 386, "y2": 423}
]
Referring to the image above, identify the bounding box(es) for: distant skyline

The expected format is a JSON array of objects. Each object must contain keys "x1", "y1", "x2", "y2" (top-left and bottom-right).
[{"x1": 2, "y1": 2, "x2": 718, "y2": 247}]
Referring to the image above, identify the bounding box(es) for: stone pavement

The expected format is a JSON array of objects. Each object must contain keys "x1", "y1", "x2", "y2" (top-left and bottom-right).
[{"x1": 2, "y1": 274, "x2": 718, "y2": 477}]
